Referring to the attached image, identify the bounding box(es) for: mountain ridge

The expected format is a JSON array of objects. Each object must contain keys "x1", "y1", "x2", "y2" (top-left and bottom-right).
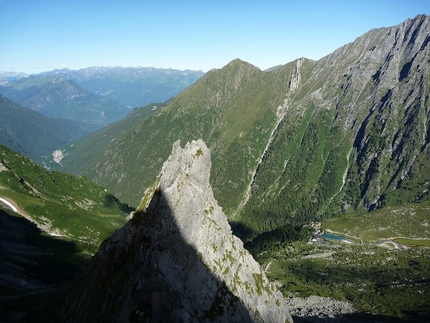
[
  {"x1": 50, "y1": 15, "x2": 429, "y2": 238},
  {"x1": 39, "y1": 66, "x2": 205, "y2": 108}
]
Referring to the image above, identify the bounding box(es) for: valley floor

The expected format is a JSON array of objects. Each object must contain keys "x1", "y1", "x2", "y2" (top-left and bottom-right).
[{"x1": 259, "y1": 231, "x2": 430, "y2": 322}]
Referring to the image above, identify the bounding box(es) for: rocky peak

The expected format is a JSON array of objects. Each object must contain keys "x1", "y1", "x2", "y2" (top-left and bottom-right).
[
  {"x1": 54, "y1": 140, "x2": 292, "y2": 323},
  {"x1": 288, "y1": 58, "x2": 304, "y2": 91}
]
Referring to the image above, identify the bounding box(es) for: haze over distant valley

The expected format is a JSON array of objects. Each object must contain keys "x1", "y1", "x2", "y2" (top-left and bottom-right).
[
  {"x1": 0, "y1": 67, "x2": 203, "y2": 163},
  {"x1": 0, "y1": 67, "x2": 204, "y2": 126}
]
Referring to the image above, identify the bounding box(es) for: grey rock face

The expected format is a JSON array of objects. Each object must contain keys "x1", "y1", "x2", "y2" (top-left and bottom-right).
[
  {"x1": 286, "y1": 295, "x2": 355, "y2": 320},
  {"x1": 323, "y1": 14, "x2": 430, "y2": 210},
  {"x1": 55, "y1": 139, "x2": 292, "y2": 323}
]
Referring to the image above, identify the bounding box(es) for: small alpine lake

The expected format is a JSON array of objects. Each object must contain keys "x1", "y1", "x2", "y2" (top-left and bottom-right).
[{"x1": 322, "y1": 232, "x2": 352, "y2": 243}]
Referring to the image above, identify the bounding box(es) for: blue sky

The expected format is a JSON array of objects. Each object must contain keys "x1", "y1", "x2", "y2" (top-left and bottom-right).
[{"x1": 1, "y1": 0, "x2": 429, "y2": 74}]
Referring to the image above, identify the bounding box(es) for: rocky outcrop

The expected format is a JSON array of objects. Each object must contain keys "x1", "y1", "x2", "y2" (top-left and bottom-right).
[
  {"x1": 286, "y1": 295, "x2": 355, "y2": 321},
  {"x1": 55, "y1": 139, "x2": 292, "y2": 323},
  {"x1": 288, "y1": 57, "x2": 303, "y2": 91}
]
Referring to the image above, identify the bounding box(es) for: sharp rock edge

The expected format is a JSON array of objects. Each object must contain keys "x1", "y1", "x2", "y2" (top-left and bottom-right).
[{"x1": 54, "y1": 139, "x2": 293, "y2": 323}]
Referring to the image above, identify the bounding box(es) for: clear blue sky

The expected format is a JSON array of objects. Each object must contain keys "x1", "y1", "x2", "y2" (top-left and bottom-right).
[{"x1": 1, "y1": 0, "x2": 429, "y2": 74}]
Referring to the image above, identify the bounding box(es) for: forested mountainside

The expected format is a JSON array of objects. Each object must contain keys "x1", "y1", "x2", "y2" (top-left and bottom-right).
[
  {"x1": 0, "y1": 94, "x2": 98, "y2": 164},
  {"x1": 56, "y1": 15, "x2": 429, "y2": 239}
]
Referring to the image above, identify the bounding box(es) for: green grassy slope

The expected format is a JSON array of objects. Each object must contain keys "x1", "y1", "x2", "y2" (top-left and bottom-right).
[
  {"x1": 44, "y1": 101, "x2": 168, "y2": 173},
  {"x1": 0, "y1": 145, "x2": 134, "y2": 320},
  {"x1": 250, "y1": 202, "x2": 430, "y2": 320},
  {"x1": 59, "y1": 59, "x2": 285, "y2": 211},
  {"x1": 0, "y1": 144, "x2": 131, "y2": 254},
  {"x1": 54, "y1": 17, "x2": 430, "y2": 241}
]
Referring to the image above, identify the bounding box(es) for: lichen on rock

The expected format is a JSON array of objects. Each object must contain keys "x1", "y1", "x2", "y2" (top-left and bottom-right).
[{"x1": 54, "y1": 139, "x2": 292, "y2": 323}]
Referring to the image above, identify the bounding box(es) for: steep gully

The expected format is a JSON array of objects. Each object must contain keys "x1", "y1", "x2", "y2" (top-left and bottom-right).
[
  {"x1": 234, "y1": 61, "x2": 326, "y2": 217},
  {"x1": 233, "y1": 99, "x2": 288, "y2": 217}
]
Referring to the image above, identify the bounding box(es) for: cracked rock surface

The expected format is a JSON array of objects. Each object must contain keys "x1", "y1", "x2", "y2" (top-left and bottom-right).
[{"x1": 55, "y1": 139, "x2": 292, "y2": 323}]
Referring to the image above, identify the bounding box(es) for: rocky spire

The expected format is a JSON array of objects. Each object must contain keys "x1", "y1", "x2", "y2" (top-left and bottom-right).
[{"x1": 55, "y1": 139, "x2": 292, "y2": 323}]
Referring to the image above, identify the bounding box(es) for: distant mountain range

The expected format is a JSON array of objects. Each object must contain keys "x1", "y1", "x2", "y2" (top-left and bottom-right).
[
  {"x1": 0, "y1": 66, "x2": 203, "y2": 162},
  {"x1": 0, "y1": 67, "x2": 204, "y2": 126},
  {"x1": 0, "y1": 67, "x2": 204, "y2": 127},
  {"x1": 0, "y1": 75, "x2": 128, "y2": 126},
  {"x1": 0, "y1": 71, "x2": 28, "y2": 85},
  {"x1": 40, "y1": 66, "x2": 205, "y2": 108}
]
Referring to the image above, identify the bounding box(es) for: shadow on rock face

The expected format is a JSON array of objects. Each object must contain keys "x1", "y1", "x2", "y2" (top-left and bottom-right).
[
  {"x1": 0, "y1": 209, "x2": 83, "y2": 294},
  {"x1": 49, "y1": 189, "x2": 254, "y2": 322},
  {"x1": 45, "y1": 140, "x2": 292, "y2": 323},
  {"x1": 0, "y1": 208, "x2": 86, "y2": 322}
]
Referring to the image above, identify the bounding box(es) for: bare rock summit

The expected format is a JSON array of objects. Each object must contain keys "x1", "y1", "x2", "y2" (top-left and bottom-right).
[{"x1": 55, "y1": 139, "x2": 292, "y2": 323}]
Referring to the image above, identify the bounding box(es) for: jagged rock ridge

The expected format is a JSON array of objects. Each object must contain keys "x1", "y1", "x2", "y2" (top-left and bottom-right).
[
  {"x1": 55, "y1": 140, "x2": 292, "y2": 323},
  {"x1": 57, "y1": 15, "x2": 430, "y2": 228}
]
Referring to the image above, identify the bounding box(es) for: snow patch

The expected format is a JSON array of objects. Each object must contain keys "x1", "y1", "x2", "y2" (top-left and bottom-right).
[
  {"x1": 52, "y1": 150, "x2": 64, "y2": 163},
  {"x1": 0, "y1": 197, "x2": 18, "y2": 213}
]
